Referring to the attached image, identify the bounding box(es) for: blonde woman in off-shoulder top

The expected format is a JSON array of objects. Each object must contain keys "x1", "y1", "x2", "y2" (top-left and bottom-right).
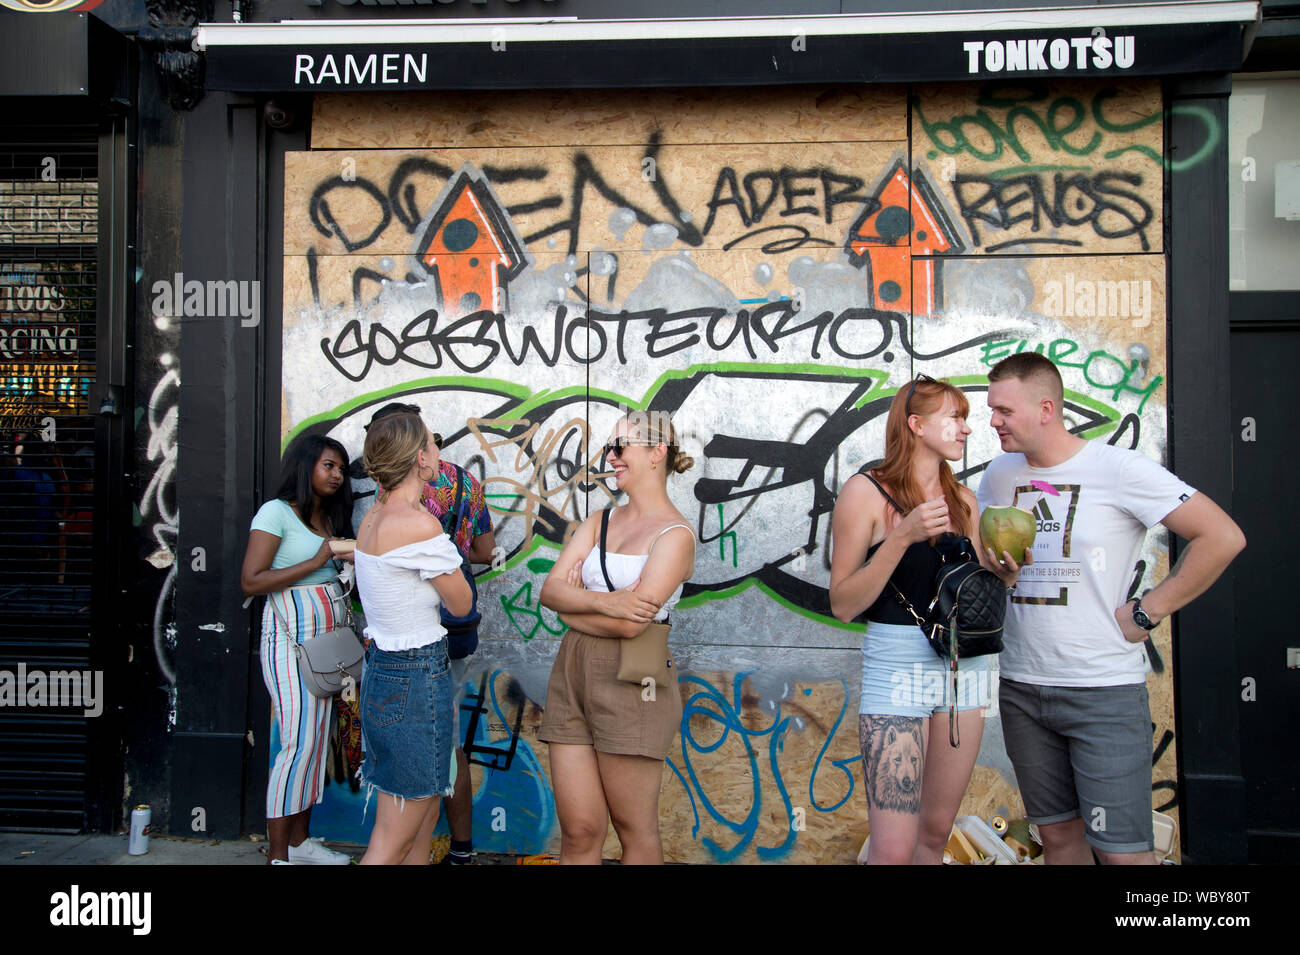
[
  {"x1": 538, "y1": 410, "x2": 697, "y2": 865},
  {"x1": 352, "y1": 411, "x2": 471, "y2": 865}
]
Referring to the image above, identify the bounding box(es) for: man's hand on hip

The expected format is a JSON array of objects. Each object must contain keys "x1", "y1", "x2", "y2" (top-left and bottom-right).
[{"x1": 1115, "y1": 600, "x2": 1154, "y2": 644}]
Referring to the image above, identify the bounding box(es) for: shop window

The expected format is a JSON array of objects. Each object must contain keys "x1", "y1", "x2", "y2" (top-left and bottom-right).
[{"x1": 1229, "y1": 77, "x2": 1300, "y2": 290}]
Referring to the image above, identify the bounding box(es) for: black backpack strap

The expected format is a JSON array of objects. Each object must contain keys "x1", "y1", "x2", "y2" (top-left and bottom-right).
[
  {"x1": 449, "y1": 463, "x2": 467, "y2": 550},
  {"x1": 598, "y1": 507, "x2": 617, "y2": 593},
  {"x1": 857, "y1": 469, "x2": 928, "y2": 631},
  {"x1": 858, "y1": 468, "x2": 906, "y2": 516},
  {"x1": 451, "y1": 462, "x2": 465, "y2": 515}
]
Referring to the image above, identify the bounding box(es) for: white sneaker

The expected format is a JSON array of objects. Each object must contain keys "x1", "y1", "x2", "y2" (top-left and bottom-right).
[
  {"x1": 287, "y1": 837, "x2": 351, "y2": 865},
  {"x1": 270, "y1": 859, "x2": 293, "y2": 865}
]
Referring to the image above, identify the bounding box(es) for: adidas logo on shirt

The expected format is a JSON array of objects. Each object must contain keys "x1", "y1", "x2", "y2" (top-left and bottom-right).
[{"x1": 1032, "y1": 499, "x2": 1061, "y2": 533}]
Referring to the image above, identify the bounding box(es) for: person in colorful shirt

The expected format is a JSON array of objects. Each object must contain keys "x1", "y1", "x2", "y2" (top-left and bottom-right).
[{"x1": 367, "y1": 403, "x2": 495, "y2": 865}]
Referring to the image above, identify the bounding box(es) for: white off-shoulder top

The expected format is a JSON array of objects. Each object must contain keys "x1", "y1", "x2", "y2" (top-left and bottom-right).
[
  {"x1": 579, "y1": 523, "x2": 694, "y2": 623},
  {"x1": 354, "y1": 534, "x2": 463, "y2": 651}
]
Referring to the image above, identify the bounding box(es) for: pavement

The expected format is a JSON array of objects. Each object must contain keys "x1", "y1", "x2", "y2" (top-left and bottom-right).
[{"x1": 0, "y1": 831, "x2": 525, "y2": 865}]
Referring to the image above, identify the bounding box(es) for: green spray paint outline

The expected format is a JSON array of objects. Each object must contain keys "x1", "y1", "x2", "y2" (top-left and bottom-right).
[
  {"x1": 282, "y1": 366, "x2": 1123, "y2": 628},
  {"x1": 281, "y1": 374, "x2": 531, "y2": 451},
  {"x1": 676, "y1": 576, "x2": 860, "y2": 633},
  {"x1": 1102, "y1": 103, "x2": 1221, "y2": 171},
  {"x1": 917, "y1": 87, "x2": 1220, "y2": 172},
  {"x1": 986, "y1": 164, "x2": 1093, "y2": 178}
]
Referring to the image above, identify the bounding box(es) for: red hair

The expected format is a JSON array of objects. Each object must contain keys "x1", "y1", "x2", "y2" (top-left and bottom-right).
[{"x1": 870, "y1": 378, "x2": 972, "y2": 539}]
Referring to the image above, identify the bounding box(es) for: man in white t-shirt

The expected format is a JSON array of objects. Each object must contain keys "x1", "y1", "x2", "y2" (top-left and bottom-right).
[{"x1": 976, "y1": 353, "x2": 1245, "y2": 865}]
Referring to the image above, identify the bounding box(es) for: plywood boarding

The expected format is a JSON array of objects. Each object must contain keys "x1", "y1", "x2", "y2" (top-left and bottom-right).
[
  {"x1": 283, "y1": 141, "x2": 905, "y2": 258},
  {"x1": 911, "y1": 80, "x2": 1164, "y2": 255},
  {"x1": 484, "y1": 664, "x2": 1174, "y2": 864},
  {"x1": 282, "y1": 81, "x2": 1182, "y2": 863},
  {"x1": 311, "y1": 85, "x2": 909, "y2": 150},
  {"x1": 280, "y1": 251, "x2": 591, "y2": 430}
]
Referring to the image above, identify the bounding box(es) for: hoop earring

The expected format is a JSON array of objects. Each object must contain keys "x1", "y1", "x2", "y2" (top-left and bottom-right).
[{"x1": 418, "y1": 463, "x2": 434, "y2": 483}]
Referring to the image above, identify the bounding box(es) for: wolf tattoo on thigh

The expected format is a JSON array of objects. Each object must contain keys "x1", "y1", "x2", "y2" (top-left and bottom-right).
[{"x1": 861, "y1": 714, "x2": 924, "y2": 813}]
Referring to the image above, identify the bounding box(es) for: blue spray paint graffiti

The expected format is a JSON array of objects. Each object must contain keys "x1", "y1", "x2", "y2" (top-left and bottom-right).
[
  {"x1": 266, "y1": 668, "x2": 557, "y2": 853},
  {"x1": 463, "y1": 669, "x2": 558, "y2": 853},
  {"x1": 666, "y1": 673, "x2": 858, "y2": 863}
]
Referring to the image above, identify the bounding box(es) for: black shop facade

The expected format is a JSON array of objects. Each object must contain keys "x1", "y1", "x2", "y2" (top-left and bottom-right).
[{"x1": 2, "y1": 0, "x2": 1295, "y2": 865}]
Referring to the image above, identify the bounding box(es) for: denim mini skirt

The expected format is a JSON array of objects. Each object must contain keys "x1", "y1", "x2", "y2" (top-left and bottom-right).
[{"x1": 360, "y1": 638, "x2": 454, "y2": 803}]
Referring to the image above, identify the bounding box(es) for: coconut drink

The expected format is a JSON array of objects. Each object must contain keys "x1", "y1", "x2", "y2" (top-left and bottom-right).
[{"x1": 979, "y1": 506, "x2": 1037, "y2": 564}]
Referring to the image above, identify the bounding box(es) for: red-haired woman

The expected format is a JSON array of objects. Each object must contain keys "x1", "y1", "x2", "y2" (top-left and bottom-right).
[{"x1": 829, "y1": 374, "x2": 1028, "y2": 865}]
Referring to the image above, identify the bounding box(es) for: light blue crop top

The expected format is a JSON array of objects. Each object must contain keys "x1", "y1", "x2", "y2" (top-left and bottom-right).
[{"x1": 250, "y1": 498, "x2": 338, "y2": 587}]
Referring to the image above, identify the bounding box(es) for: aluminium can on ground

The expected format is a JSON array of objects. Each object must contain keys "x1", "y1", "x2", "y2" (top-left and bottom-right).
[{"x1": 128, "y1": 804, "x2": 151, "y2": 855}]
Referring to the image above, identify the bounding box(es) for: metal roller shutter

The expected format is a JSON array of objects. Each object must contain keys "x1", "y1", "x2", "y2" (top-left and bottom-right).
[{"x1": 0, "y1": 129, "x2": 98, "y2": 832}]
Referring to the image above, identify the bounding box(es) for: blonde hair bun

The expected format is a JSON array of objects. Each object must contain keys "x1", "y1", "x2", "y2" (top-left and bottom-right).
[
  {"x1": 363, "y1": 413, "x2": 427, "y2": 497},
  {"x1": 623, "y1": 409, "x2": 694, "y2": 477}
]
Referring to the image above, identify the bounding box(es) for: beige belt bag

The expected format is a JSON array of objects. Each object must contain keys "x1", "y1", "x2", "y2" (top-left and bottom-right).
[
  {"x1": 616, "y1": 621, "x2": 674, "y2": 688},
  {"x1": 597, "y1": 508, "x2": 676, "y2": 689}
]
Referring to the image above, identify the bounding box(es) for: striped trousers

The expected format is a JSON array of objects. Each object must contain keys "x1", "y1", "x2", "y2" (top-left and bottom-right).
[{"x1": 260, "y1": 580, "x2": 351, "y2": 819}]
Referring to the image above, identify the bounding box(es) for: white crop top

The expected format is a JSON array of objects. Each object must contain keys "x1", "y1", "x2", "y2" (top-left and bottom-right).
[
  {"x1": 354, "y1": 534, "x2": 463, "y2": 651},
  {"x1": 579, "y1": 523, "x2": 694, "y2": 623}
]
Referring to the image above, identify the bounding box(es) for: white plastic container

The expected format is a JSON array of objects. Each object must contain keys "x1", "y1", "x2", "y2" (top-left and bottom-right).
[{"x1": 955, "y1": 815, "x2": 1020, "y2": 864}]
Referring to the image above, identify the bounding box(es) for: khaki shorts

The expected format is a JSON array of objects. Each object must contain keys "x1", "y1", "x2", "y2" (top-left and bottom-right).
[{"x1": 539, "y1": 628, "x2": 682, "y2": 760}]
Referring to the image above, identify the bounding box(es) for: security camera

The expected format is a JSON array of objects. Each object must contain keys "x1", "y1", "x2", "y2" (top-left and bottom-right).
[{"x1": 263, "y1": 100, "x2": 297, "y2": 130}]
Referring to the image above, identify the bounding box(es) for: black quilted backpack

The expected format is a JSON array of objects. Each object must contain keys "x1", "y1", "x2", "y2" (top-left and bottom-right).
[
  {"x1": 920, "y1": 535, "x2": 1006, "y2": 662},
  {"x1": 861, "y1": 473, "x2": 1007, "y2": 746}
]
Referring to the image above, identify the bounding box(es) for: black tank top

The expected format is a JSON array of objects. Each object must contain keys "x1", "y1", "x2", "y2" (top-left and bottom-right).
[{"x1": 855, "y1": 470, "x2": 943, "y2": 626}]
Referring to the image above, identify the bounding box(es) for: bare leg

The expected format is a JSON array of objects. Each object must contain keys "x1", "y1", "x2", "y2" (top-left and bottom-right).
[
  {"x1": 1037, "y1": 817, "x2": 1098, "y2": 865},
  {"x1": 360, "y1": 794, "x2": 439, "y2": 865},
  {"x1": 400, "y1": 798, "x2": 441, "y2": 865},
  {"x1": 1095, "y1": 848, "x2": 1156, "y2": 865},
  {"x1": 266, "y1": 815, "x2": 292, "y2": 864},
  {"x1": 597, "y1": 751, "x2": 667, "y2": 865},
  {"x1": 549, "y1": 743, "x2": 609, "y2": 864},
  {"x1": 912, "y1": 709, "x2": 984, "y2": 864},
  {"x1": 288, "y1": 807, "x2": 312, "y2": 847},
  {"x1": 266, "y1": 810, "x2": 309, "y2": 864},
  {"x1": 446, "y1": 748, "x2": 472, "y2": 842},
  {"x1": 860, "y1": 714, "x2": 925, "y2": 865}
]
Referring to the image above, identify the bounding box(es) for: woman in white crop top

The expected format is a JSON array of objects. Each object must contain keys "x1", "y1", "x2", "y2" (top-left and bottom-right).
[
  {"x1": 537, "y1": 410, "x2": 697, "y2": 865},
  {"x1": 353, "y1": 410, "x2": 471, "y2": 865}
]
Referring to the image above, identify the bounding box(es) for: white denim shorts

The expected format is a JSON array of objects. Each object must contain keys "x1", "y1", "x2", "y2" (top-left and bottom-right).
[{"x1": 859, "y1": 620, "x2": 996, "y2": 718}]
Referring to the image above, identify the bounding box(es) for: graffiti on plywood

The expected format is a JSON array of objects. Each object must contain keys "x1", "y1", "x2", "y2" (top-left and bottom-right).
[{"x1": 276, "y1": 81, "x2": 1178, "y2": 861}]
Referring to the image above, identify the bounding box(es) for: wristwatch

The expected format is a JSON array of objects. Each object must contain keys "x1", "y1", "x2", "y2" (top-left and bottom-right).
[{"x1": 1131, "y1": 593, "x2": 1159, "y2": 631}]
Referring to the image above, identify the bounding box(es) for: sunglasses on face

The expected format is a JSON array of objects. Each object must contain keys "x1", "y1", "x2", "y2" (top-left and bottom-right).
[
  {"x1": 601, "y1": 438, "x2": 653, "y2": 459},
  {"x1": 905, "y1": 374, "x2": 938, "y2": 416}
]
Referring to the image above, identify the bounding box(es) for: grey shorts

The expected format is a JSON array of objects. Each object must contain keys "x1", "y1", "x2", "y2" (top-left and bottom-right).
[{"x1": 999, "y1": 679, "x2": 1154, "y2": 854}]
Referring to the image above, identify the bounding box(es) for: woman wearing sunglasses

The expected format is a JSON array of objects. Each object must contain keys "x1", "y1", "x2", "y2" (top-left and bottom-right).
[
  {"x1": 537, "y1": 411, "x2": 696, "y2": 864},
  {"x1": 352, "y1": 410, "x2": 472, "y2": 864},
  {"x1": 829, "y1": 374, "x2": 1026, "y2": 864}
]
